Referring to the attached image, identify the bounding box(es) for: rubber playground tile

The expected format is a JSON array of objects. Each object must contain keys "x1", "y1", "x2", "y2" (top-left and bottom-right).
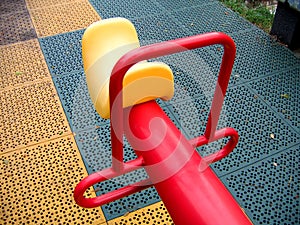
[
  {"x1": 107, "y1": 201, "x2": 173, "y2": 225},
  {"x1": 248, "y1": 67, "x2": 300, "y2": 133},
  {"x1": 39, "y1": 29, "x2": 84, "y2": 76},
  {"x1": 171, "y1": 2, "x2": 253, "y2": 35},
  {"x1": 131, "y1": 13, "x2": 241, "y2": 91},
  {"x1": 98, "y1": 179, "x2": 161, "y2": 221},
  {"x1": 132, "y1": 13, "x2": 191, "y2": 44},
  {"x1": 53, "y1": 71, "x2": 107, "y2": 132},
  {"x1": 0, "y1": 135, "x2": 105, "y2": 225},
  {"x1": 0, "y1": 10, "x2": 37, "y2": 46},
  {"x1": 25, "y1": 0, "x2": 79, "y2": 9},
  {"x1": 29, "y1": 0, "x2": 100, "y2": 37},
  {"x1": 89, "y1": 0, "x2": 162, "y2": 20},
  {"x1": 0, "y1": 80, "x2": 71, "y2": 153},
  {"x1": 155, "y1": 0, "x2": 214, "y2": 11},
  {"x1": 0, "y1": 0, "x2": 27, "y2": 15},
  {"x1": 228, "y1": 28, "x2": 300, "y2": 81},
  {"x1": 222, "y1": 144, "x2": 299, "y2": 225},
  {"x1": 213, "y1": 84, "x2": 300, "y2": 176},
  {"x1": 0, "y1": 39, "x2": 50, "y2": 90}
]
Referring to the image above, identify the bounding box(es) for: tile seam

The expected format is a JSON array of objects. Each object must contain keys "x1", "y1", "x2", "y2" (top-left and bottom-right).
[
  {"x1": 243, "y1": 78, "x2": 300, "y2": 135},
  {"x1": 0, "y1": 133, "x2": 73, "y2": 157},
  {"x1": 217, "y1": 142, "x2": 300, "y2": 178}
]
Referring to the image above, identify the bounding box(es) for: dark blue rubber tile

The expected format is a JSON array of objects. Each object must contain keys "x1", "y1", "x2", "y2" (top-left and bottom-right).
[
  {"x1": 146, "y1": 48, "x2": 223, "y2": 104},
  {"x1": 248, "y1": 67, "x2": 300, "y2": 133},
  {"x1": 171, "y1": 2, "x2": 253, "y2": 35},
  {"x1": 39, "y1": 29, "x2": 84, "y2": 76},
  {"x1": 75, "y1": 124, "x2": 132, "y2": 172},
  {"x1": 228, "y1": 28, "x2": 300, "y2": 81},
  {"x1": 213, "y1": 85, "x2": 300, "y2": 176},
  {"x1": 168, "y1": 84, "x2": 300, "y2": 176},
  {"x1": 222, "y1": 144, "x2": 300, "y2": 225},
  {"x1": 75, "y1": 126, "x2": 161, "y2": 220},
  {"x1": 53, "y1": 70, "x2": 107, "y2": 132},
  {"x1": 89, "y1": 0, "x2": 162, "y2": 20},
  {"x1": 0, "y1": 10, "x2": 37, "y2": 45},
  {"x1": 132, "y1": 13, "x2": 190, "y2": 44},
  {"x1": 154, "y1": 0, "x2": 214, "y2": 11}
]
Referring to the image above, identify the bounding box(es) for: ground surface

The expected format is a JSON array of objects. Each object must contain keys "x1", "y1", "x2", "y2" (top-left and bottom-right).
[{"x1": 0, "y1": 0, "x2": 299, "y2": 224}]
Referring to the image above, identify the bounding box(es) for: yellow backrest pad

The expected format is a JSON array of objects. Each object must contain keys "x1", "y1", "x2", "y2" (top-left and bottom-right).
[{"x1": 82, "y1": 18, "x2": 174, "y2": 119}]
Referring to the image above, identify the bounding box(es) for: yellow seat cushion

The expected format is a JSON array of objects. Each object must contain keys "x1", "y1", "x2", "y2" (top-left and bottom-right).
[{"x1": 82, "y1": 18, "x2": 174, "y2": 119}]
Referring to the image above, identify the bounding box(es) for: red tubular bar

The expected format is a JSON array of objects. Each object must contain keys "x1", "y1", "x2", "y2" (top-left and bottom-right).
[
  {"x1": 189, "y1": 127, "x2": 239, "y2": 163},
  {"x1": 109, "y1": 32, "x2": 236, "y2": 172}
]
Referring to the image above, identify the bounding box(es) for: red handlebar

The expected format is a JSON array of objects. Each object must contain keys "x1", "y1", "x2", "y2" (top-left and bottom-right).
[{"x1": 109, "y1": 32, "x2": 236, "y2": 171}]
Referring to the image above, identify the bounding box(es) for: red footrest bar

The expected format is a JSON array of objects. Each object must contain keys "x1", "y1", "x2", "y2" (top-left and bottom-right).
[{"x1": 74, "y1": 156, "x2": 153, "y2": 208}]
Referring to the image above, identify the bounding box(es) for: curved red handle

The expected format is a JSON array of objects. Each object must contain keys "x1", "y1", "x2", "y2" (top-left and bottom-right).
[{"x1": 189, "y1": 127, "x2": 239, "y2": 163}]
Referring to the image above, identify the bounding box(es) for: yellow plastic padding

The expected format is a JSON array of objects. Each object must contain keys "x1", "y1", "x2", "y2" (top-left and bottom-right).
[{"x1": 82, "y1": 17, "x2": 174, "y2": 119}]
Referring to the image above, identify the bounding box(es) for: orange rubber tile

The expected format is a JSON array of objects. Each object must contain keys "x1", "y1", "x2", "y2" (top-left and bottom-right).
[
  {"x1": 0, "y1": 39, "x2": 50, "y2": 90},
  {"x1": 28, "y1": 0, "x2": 100, "y2": 37},
  {"x1": 0, "y1": 135, "x2": 106, "y2": 224},
  {"x1": 107, "y1": 202, "x2": 174, "y2": 225},
  {"x1": 0, "y1": 80, "x2": 71, "y2": 153}
]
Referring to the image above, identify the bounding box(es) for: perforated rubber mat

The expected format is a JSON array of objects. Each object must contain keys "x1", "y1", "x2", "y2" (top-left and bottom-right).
[
  {"x1": 170, "y1": 2, "x2": 253, "y2": 35},
  {"x1": 228, "y1": 29, "x2": 300, "y2": 81},
  {"x1": 0, "y1": 80, "x2": 71, "y2": 153},
  {"x1": 90, "y1": 0, "x2": 162, "y2": 20},
  {"x1": 0, "y1": 135, "x2": 105, "y2": 225},
  {"x1": 0, "y1": 3, "x2": 37, "y2": 45},
  {"x1": 222, "y1": 144, "x2": 299, "y2": 225},
  {"x1": 0, "y1": 39, "x2": 50, "y2": 90},
  {"x1": 0, "y1": 0, "x2": 27, "y2": 14},
  {"x1": 25, "y1": 0, "x2": 80, "y2": 9},
  {"x1": 39, "y1": 29, "x2": 84, "y2": 76},
  {"x1": 1, "y1": 0, "x2": 299, "y2": 224},
  {"x1": 28, "y1": 0, "x2": 100, "y2": 37},
  {"x1": 248, "y1": 66, "x2": 300, "y2": 132},
  {"x1": 29, "y1": 0, "x2": 100, "y2": 37},
  {"x1": 53, "y1": 71, "x2": 107, "y2": 132}
]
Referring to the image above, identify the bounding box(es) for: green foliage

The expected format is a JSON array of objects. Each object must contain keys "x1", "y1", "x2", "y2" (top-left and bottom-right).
[{"x1": 220, "y1": 0, "x2": 275, "y2": 32}]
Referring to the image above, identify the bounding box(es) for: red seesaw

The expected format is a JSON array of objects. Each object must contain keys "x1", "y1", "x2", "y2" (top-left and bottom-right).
[{"x1": 74, "y1": 18, "x2": 252, "y2": 225}]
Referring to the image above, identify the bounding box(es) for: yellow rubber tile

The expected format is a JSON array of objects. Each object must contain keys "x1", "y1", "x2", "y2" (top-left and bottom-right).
[
  {"x1": 0, "y1": 80, "x2": 71, "y2": 154},
  {"x1": 26, "y1": 0, "x2": 79, "y2": 9},
  {"x1": 0, "y1": 39, "x2": 50, "y2": 90},
  {"x1": 107, "y1": 202, "x2": 174, "y2": 225},
  {"x1": 28, "y1": 0, "x2": 100, "y2": 37},
  {"x1": 0, "y1": 135, "x2": 106, "y2": 224}
]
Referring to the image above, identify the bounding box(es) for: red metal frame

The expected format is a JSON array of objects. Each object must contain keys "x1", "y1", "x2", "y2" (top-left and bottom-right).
[
  {"x1": 74, "y1": 32, "x2": 253, "y2": 224},
  {"x1": 109, "y1": 32, "x2": 237, "y2": 171}
]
